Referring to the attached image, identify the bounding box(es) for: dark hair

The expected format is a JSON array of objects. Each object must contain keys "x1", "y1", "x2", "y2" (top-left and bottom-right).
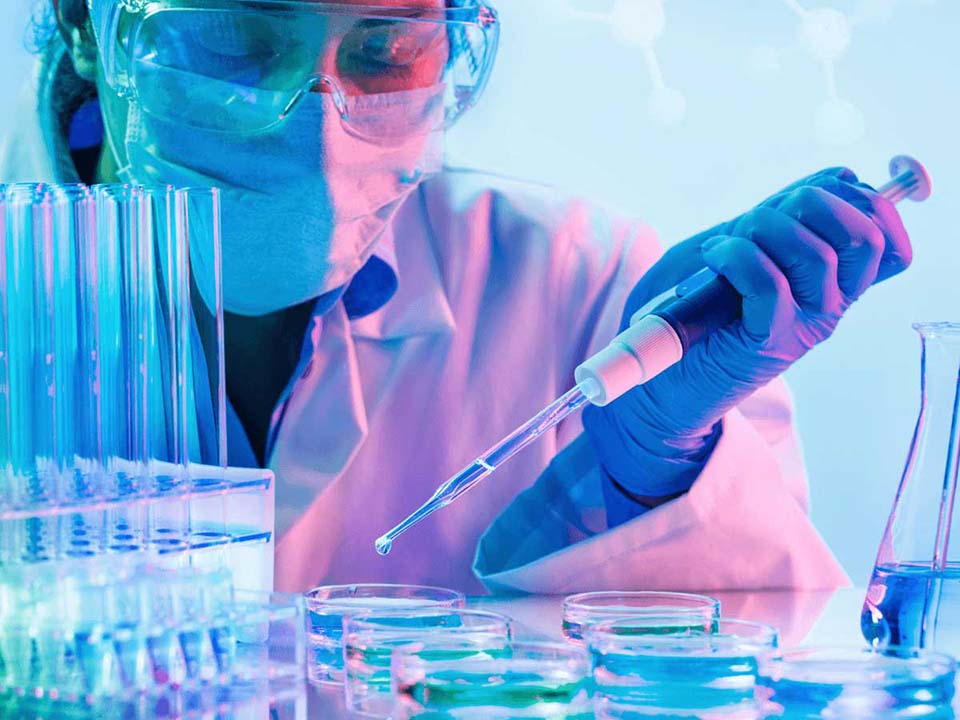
[
  {"x1": 31, "y1": 0, "x2": 99, "y2": 144},
  {"x1": 29, "y1": 0, "x2": 60, "y2": 54}
]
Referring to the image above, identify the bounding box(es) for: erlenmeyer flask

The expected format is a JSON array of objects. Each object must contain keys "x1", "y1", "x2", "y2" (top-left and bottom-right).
[{"x1": 862, "y1": 322, "x2": 960, "y2": 652}]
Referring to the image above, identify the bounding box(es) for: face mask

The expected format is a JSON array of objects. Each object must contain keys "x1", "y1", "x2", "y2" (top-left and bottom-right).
[{"x1": 108, "y1": 76, "x2": 444, "y2": 316}]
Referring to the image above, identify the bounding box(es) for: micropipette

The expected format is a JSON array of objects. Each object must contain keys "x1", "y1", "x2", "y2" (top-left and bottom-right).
[{"x1": 375, "y1": 155, "x2": 932, "y2": 556}]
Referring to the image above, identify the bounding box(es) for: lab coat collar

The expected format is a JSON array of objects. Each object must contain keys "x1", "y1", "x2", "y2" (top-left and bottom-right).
[{"x1": 348, "y1": 187, "x2": 457, "y2": 341}]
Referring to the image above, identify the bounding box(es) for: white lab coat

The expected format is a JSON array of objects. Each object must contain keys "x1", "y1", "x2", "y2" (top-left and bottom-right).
[{"x1": 2, "y1": 50, "x2": 849, "y2": 595}]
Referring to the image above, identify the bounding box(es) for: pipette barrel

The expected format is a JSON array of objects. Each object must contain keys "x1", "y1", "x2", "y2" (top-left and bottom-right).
[{"x1": 575, "y1": 155, "x2": 933, "y2": 406}]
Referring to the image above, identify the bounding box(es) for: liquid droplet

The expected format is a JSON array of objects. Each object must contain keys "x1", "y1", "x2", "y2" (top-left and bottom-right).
[{"x1": 375, "y1": 536, "x2": 392, "y2": 556}]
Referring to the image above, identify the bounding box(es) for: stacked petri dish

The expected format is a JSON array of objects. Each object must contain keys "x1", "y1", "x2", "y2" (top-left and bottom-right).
[
  {"x1": 392, "y1": 640, "x2": 593, "y2": 719},
  {"x1": 342, "y1": 608, "x2": 512, "y2": 716},
  {"x1": 758, "y1": 647, "x2": 956, "y2": 718},
  {"x1": 304, "y1": 583, "x2": 466, "y2": 685},
  {"x1": 562, "y1": 590, "x2": 721, "y2": 643},
  {"x1": 588, "y1": 615, "x2": 778, "y2": 719}
]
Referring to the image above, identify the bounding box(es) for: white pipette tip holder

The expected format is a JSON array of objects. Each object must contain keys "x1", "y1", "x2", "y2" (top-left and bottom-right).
[{"x1": 574, "y1": 315, "x2": 682, "y2": 407}]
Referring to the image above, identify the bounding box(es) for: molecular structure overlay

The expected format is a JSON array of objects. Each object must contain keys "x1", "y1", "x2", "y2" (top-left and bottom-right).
[
  {"x1": 562, "y1": 0, "x2": 923, "y2": 145},
  {"x1": 563, "y1": 0, "x2": 685, "y2": 128}
]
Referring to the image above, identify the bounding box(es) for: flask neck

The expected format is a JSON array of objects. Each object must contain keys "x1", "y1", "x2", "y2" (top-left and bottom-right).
[{"x1": 914, "y1": 324, "x2": 960, "y2": 570}]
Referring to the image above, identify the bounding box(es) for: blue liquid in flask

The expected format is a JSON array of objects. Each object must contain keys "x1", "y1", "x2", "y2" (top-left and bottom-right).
[{"x1": 862, "y1": 562, "x2": 960, "y2": 653}]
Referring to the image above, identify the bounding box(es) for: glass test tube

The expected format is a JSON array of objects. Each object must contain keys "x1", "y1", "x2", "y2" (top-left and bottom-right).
[
  {"x1": 53, "y1": 184, "x2": 98, "y2": 503},
  {"x1": 0, "y1": 185, "x2": 9, "y2": 516},
  {"x1": 179, "y1": 188, "x2": 226, "y2": 471},
  {"x1": 5, "y1": 184, "x2": 43, "y2": 509},
  {"x1": 51, "y1": 185, "x2": 105, "y2": 561},
  {"x1": 143, "y1": 185, "x2": 189, "y2": 552},
  {"x1": 178, "y1": 188, "x2": 229, "y2": 549},
  {"x1": 3, "y1": 185, "x2": 59, "y2": 563},
  {"x1": 95, "y1": 184, "x2": 148, "y2": 554}
]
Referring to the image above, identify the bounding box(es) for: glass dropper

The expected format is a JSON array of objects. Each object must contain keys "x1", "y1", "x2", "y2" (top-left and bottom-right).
[{"x1": 375, "y1": 379, "x2": 602, "y2": 555}]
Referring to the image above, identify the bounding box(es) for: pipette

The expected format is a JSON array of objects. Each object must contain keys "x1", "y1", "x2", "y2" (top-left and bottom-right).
[{"x1": 375, "y1": 155, "x2": 932, "y2": 556}]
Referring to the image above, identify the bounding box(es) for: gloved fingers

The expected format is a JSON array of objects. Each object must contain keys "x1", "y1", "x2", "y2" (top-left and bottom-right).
[
  {"x1": 771, "y1": 184, "x2": 886, "y2": 301},
  {"x1": 727, "y1": 205, "x2": 842, "y2": 317},
  {"x1": 760, "y1": 166, "x2": 859, "y2": 206},
  {"x1": 701, "y1": 235, "x2": 796, "y2": 344},
  {"x1": 799, "y1": 174, "x2": 913, "y2": 283},
  {"x1": 620, "y1": 230, "x2": 717, "y2": 331}
]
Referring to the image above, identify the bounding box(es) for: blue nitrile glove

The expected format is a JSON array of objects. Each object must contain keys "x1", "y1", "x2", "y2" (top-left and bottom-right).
[{"x1": 582, "y1": 167, "x2": 913, "y2": 521}]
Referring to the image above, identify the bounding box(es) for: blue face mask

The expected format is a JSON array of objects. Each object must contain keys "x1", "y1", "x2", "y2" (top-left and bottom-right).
[{"x1": 105, "y1": 71, "x2": 444, "y2": 316}]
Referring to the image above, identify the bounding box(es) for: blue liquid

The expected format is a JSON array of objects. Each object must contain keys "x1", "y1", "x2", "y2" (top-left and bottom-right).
[
  {"x1": 307, "y1": 598, "x2": 451, "y2": 683},
  {"x1": 862, "y1": 562, "x2": 960, "y2": 653},
  {"x1": 594, "y1": 653, "x2": 761, "y2": 715}
]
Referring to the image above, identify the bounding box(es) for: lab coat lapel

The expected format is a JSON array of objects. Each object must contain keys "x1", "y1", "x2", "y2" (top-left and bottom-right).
[
  {"x1": 269, "y1": 303, "x2": 369, "y2": 536},
  {"x1": 350, "y1": 192, "x2": 456, "y2": 341}
]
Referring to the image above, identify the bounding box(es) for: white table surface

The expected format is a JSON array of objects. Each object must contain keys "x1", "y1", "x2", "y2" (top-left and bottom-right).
[{"x1": 305, "y1": 587, "x2": 877, "y2": 718}]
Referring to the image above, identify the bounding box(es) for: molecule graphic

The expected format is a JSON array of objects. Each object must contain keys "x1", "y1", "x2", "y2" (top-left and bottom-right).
[
  {"x1": 565, "y1": 0, "x2": 927, "y2": 145},
  {"x1": 767, "y1": 0, "x2": 925, "y2": 146},
  {"x1": 782, "y1": 0, "x2": 863, "y2": 146},
  {"x1": 563, "y1": 0, "x2": 685, "y2": 127}
]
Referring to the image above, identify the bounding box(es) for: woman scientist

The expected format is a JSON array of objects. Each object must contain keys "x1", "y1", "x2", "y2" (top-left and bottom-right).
[{"x1": 1, "y1": 0, "x2": 909, "y2": 594}]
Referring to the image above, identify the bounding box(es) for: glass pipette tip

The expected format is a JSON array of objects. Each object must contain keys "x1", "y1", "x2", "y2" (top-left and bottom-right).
[{"x1": 375, "y1": 379, "x2": 602, "y2": 555}]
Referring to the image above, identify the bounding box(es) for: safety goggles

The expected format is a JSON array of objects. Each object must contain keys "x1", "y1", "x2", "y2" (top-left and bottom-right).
[{"x1": 88, "y1": 0, "x2": 499, "y2": 138}]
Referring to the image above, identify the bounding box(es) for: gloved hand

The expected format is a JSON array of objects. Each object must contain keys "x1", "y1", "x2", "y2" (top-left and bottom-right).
[{"x1": 582, "y1": 167, "x2": 912, "y2": 516}]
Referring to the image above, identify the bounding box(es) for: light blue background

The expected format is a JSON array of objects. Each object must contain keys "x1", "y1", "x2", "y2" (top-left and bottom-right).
[{"x1": 2, "y1": 0, "x2": 958, "y2": 583}]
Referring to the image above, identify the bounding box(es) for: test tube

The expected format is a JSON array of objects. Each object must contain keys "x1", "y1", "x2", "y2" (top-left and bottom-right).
[
  {"x1": 95, "y1": 184, "x2": 148, "y2": 554},
  {"x1": 53, "y1": 184, "x2": 98, "y2": 503},
  {"x1": 64, "y1": 185, "x2": 107, "y2": 559},
  {"x1": 48, "y1": 186, "x2": 87, "y2": 505},
  {"x1": 5, "y1": 184, "x2": 43, "y2": 508},
  {"x1": 29, "y1": 186, "x2": 58, "y2": 506},
  {"x1": 143, "y1": 185, "x2": 190, "y2": 553},
  {"x1": 0, "y1": 185, "x2": 10, "y2": 515},
  {"x1": 49, "y1": 187, "x2": 99, "y2": 565},
  {"x1": 67, "y1": 568, "x2": 125, "y2": 696},
  {"x1": 177, "y1": 187, "x2": 226, "y2": 471},
  {"x1": 176, "y1": 188, "x2": 228, "y2": 548},
  {"x1": 108, "y1": 570, "x2": 152, "y2": 691}
]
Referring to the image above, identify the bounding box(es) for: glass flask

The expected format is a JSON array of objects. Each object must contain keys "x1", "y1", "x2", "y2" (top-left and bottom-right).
[{"x1": 862, "y1": 322, "x2": 960, "y2": 652}]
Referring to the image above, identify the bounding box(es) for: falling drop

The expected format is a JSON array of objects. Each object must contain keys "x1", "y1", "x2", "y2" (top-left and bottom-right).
[{"x1": 375, "y1": 536, "x2": 392, "y2": 556}]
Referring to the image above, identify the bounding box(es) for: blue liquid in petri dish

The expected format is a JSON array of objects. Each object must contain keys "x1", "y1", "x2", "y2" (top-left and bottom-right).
[{"x1": 596, "y1": 651, "x2": 761, "y2": 715}]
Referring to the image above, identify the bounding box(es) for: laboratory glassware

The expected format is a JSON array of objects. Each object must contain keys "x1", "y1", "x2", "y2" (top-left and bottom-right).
[
  {"x1": 342, "y1": 608, "x2": 512, "y2": 716},
  {"x1": 391, "y1": 640, "x2": 592, "y2": 719},
  {"x1": 562, "y1": 590, "x2": 720, "y2": 644},
  {"x1": 758, "y1": 647, "x2": 956, "y2": 719},
  {"x1": 587, "y1": 616, "x2": 778, "y2": 719},
  {"x1": 862, "y1": 322, "x2": 960, "y2": 654},
  {"x1": 0, "y1": 182, "x2": 287, "y2": 705},
  {"x1": 304, "y1": 583, "x2": 465, "y2": 684},
  {"x1": 376, "y1": 156, "x2": 933, "y2": 555}
]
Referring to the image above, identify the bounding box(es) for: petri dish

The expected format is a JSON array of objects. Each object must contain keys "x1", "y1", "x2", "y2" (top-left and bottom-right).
[
  {"x1": 304, "y1": 583, "x2": 464, "y2": 685},
  {"x1": 758, "y1": 647, "x2": 956, "y2": 719},
  {"x1": 562, "y1": 590, "x2": 720, "y2": 643},
  {"x1": 392, "y1": 640, "x2": 593, "y2": 719},
  {"x1": 588, "y1": 616, "x2": 778, "y2": 719},
  {"x1": 343, "y1": 608, "x2": 512, "y2": 717}
]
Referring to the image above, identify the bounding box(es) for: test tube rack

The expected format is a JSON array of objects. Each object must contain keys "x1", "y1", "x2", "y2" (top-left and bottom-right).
[{"x1": 0, "y1": 184, "x2": 303, "y2": 710}]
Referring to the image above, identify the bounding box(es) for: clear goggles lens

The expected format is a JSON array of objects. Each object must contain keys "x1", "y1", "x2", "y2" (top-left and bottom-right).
[{"x1": 93, "y1": 0, "x2": 499, "y2": 137}]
